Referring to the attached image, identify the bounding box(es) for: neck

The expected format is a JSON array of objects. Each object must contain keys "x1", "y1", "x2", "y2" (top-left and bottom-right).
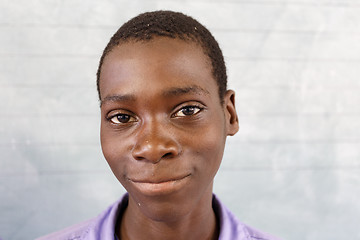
[{"x1": 118, "y1": 189, "x2": 219, "y2": 240}]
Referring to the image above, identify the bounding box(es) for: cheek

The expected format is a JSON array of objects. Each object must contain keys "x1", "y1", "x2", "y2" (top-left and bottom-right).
[
  {"x1": 100, "y1": 126, "x2": 130, "y2": 182},
  {"x1": 186, "y1": 115, "x2": 227, "y2": 178},
  {"x1": 200, "y1": 132, "x2": 225, "y2": 173}
]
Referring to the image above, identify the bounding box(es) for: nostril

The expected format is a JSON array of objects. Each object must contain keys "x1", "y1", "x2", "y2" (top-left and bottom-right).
[
  {"x1": 162, "y1": 152, "x2": 173, "y2": 158},
  {"x1": 132, "y1": 136, "x2": 180, "y2": 163},
  {"x1": 134, "y1": 156, "x2": 145, "y2": 161}
]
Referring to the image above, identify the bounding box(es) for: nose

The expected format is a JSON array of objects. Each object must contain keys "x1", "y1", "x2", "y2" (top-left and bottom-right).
[{"x1": 131, "y1": 120, "x2": 180, "y2": 163}]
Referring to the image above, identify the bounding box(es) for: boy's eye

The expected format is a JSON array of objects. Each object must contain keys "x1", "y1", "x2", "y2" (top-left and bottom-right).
[
  {"x1": 109, "y1": 114, "x2": 136, "y2": 124},
  {"x1": 174, "y1": 106, "x2": 202, "y2": 117}
]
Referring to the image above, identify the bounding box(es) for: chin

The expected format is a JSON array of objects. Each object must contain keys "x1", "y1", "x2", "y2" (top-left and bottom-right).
[
  {"x1": 128, "y1": 182, "x2": 214, "y2": 223},
  {"x1": 139, "y1": 196, "x2": 192, "y2": 223},
  {"x1": 126, "y1": 183, "x2": 198, "y2": 222}
]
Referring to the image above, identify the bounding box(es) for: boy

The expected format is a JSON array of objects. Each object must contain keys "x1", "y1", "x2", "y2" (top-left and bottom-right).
[{"x1": 38, "y1": 10, "x2": 280, "y2": 240}]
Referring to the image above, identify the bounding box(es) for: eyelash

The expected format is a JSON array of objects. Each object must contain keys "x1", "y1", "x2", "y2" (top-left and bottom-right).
[
  {"x1": 106, "y1": 104, "x2": 205, "y2": 125},
  {"x1": 172, "y1": 105, "x2": 204, "y2": 118},
  {"x1": 107, "y1": 112, "x2": 137, "y2": 125}
]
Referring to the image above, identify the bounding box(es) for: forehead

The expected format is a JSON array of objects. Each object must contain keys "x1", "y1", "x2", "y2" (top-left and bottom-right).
[{"x1": 99, "y1": 37, "x2": 218, "y2": 102}]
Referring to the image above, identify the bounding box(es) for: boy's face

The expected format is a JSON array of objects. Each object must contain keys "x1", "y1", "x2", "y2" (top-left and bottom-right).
[{"x1": 99, "y1": 37, "x2": 238, "y2": 221}]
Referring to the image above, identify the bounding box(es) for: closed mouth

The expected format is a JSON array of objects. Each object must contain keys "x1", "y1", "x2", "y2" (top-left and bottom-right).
[
  {"x1": 129, "y1": 174, "x2": 191, "y2": 184},
  {"x1": 128, "y1": 174, "x2": 191, "y2": 195}
]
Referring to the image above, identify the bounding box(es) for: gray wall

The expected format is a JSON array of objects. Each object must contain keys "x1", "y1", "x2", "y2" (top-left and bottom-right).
[{"x1": 1, "y1": 0, "x2": 359, "y2": 239}]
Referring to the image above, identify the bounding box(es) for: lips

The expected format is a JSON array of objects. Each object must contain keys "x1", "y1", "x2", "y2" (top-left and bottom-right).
[{"x1": 127, "y1": 174, "x2": 191, "y2": 196}]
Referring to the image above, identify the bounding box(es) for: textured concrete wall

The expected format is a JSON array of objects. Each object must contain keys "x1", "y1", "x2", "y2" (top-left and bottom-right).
[{"x1": 1, "y1": 1, "x2": 359, "y2": 239}]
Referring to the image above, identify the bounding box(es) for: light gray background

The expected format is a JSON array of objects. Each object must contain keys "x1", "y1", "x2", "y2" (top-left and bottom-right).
[{"x1": 1, "y1": 0, "x2": 360, "y2": 239}]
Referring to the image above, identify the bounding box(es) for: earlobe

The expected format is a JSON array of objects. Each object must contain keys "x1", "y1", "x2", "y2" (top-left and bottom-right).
[{"x1": 223, "y1": 90, "x2": 239, "y2": 136}]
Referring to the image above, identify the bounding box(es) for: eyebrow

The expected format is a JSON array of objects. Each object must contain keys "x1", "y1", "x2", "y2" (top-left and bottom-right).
[
  {"x1": 162, "y1": 85, "x2": 210, "y2": 97},
  {"x1": 100, "y1": 94, "x2": 136, "y2": 107},
  {"x1": 100, "y1": 85, "x2": 209, "y2": 106}
]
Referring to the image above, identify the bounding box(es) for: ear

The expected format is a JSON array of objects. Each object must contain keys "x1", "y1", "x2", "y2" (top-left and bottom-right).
[{"x1": 223, "y1": 90, "x2": 239, "y2": 136}]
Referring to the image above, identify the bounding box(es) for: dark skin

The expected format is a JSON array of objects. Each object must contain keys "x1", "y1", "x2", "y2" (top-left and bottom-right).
[{"x1": 99, "y1": 37, "x2": 239, "y2": 240}]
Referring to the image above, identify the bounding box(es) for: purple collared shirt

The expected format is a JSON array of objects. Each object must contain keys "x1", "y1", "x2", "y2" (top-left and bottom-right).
[{"x1": 37, "y1": 194, "x2": 281, "y2": 240}]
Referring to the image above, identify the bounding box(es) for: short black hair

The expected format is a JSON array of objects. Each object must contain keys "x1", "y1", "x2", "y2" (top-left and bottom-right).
[{"x1": 96, "y1": 10, "x2": 227, "y2": 103}]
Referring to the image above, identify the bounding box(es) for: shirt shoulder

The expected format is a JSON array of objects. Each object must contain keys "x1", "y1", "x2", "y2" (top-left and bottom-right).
[
  {"x1": 35, "y1": 218, "x2": 94, "y2": 240},
  {"x1": 242, "y1": 223, "x2": 282, "y2": 240},
  {"x1": 35, "y1": 195, "x2": 128, "y2": 240},
  {"x1": 213, "y1": 195, "x2": 282, "y2": 240}
]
